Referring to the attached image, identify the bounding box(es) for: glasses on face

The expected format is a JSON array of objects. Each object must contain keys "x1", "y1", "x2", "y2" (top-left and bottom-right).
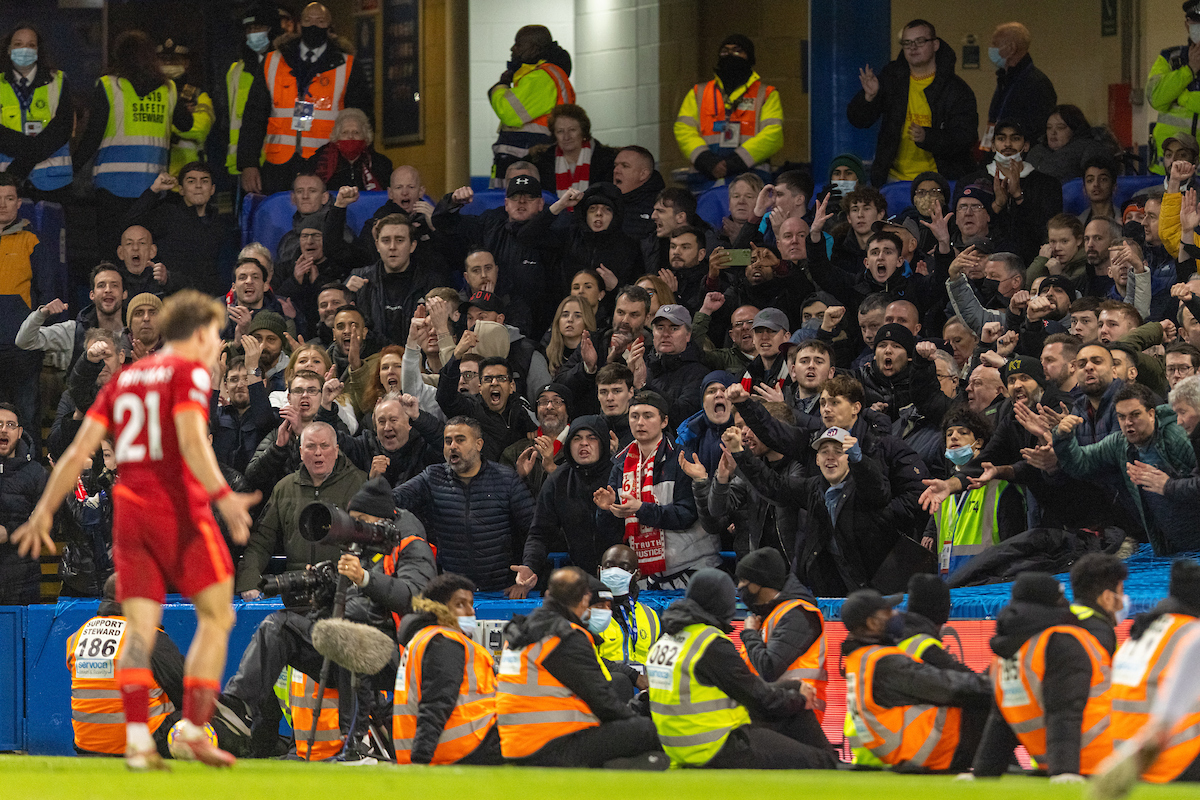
[
  {"x1": 289, "y1": 387, "x2": 322, "y2": 396},
  {"x1": 914, "y1": 189, "x2": 943, "y2": 198},
  {"x1": 900, "y1": 37, "x2": 933, "y2": 49},
  {"x1": 958, "y1": 203, "x2": 986, "y2": 213},
  {"x1": 1167, "y1": 365, "x2": 1196, "y2": 375},
  {"x1": 0, "y1": 420, "x2": 19, "y2": 430},
  {"x1": 299, "y1": 232, "x2": 321, "y2": 240},
  {"x1": 480, "y1": 375, "x2": 509, "y2": 385},
  {"x1": 537, "y1": 398, "x2": 565, "y2": 408},
  {"x1": 937, "y1": 372, "x2": 956, "y2": 382},
  {"x1": 459, "y1": 371, "x2": 479, "y2": 382},
  {"x1": 731, "y1": 319, "x2": 755, "y2": 329}
]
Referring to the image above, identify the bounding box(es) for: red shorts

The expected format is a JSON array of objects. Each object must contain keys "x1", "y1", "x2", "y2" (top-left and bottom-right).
[{"x1": 112, "y1": 484, "x2": 233, "y2": 603}]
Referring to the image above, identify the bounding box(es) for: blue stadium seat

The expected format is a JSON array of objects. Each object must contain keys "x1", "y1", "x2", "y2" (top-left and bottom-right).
[
  {"x1": 243, "y1": 192, "x2": 296, "y2": 258},
  {"x1": 1061, "y1": 178, "x2": 1087, "y2": 215},
  {"x1": 344, "y1": 190, "x2": 389, "y2": 235},
  {"x1": 1115, "y1": 174, "x2": 1164, "y2": 210},
  {"x1": 696, "y1": 185, "x2": 730, "y2": 229},
  {"x1": 879, "y1": 181, "x2": 912, "y2": 215},
  {"x1": 18, "y1": 199, "x2": 67, "y2": 316}
]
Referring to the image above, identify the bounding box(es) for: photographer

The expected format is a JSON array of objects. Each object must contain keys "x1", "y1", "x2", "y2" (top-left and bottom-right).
[{"x1": 223, "y1": 478, "x2": 434, "y2": 758}]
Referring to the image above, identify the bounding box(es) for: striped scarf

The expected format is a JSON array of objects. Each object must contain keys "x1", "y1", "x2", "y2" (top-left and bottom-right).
[
  {"x1": 619, "y1": 440, "x2": 666, "y2": 576},
  {"x1": 555, "y1": 141, "x2": 592, "y2": 198}
]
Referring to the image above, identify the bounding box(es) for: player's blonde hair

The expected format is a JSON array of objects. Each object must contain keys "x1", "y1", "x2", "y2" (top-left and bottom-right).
[{"x1": 159, "y1": 290, "x2": 226, "y2": 343}]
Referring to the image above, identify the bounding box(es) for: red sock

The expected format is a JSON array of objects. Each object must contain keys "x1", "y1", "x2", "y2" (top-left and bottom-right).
[
  {"x1": 117, "y1": 668, "x2": 153, "y2": 725},
  {"x1": 183, "y1": 676, "x2": 220, "y2": 726}
]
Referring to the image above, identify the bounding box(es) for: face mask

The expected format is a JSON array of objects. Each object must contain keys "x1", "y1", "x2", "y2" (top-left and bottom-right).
[
  {"x1": 1191, "y1": 23, "x2": 1200, "y2": 44},
  {"x1": 1113, "y1": 594, "x2": 1132, "y2": 625},
  {"x1": 246, "y1": 31, "x2": 270, "y2": 54},
  {"x1": 301, "y1": 24, "x2": 328, "y2": 49},
  {"x1": 992, "y1": 151, "x2": 1023, "y2": 167},
  {"x1": 600, "y1": 566, "x2": 633, "y2": 596},
  {"x1": 977, "y1": 277, "x2": 1001, "y2": 297},
  {"x1": 715, "y1": 54, "x2": 753, "y2": 89},
  {"x1": 736, "y1": 584, "x2": 756, "y2": 609},
  {"x1": 161, "y1": 64, "x2": 186, "y2": 80},
  {"x1": 335, "y1": 139, "x2": 368, "y2": 162},
  {"x1": 987, "y1": 47, "x2": 1007, "y2": 70},
  {"x1": 884, "y1": 613, "x2": 905, "y2": 642},
  {"x1": 945, "y1": 444, "x2": 975, "y2": 466},
  {"x1": 831, "y1": 180, "x2": 857, "y2": 196},
  {"x1": 457, "y1": 615, "x2": 477, "y2": 638},
  {"x1": 913, "y1": 194, "x2": 937, "y2": 217},
  {"x1": 587, "y1": 608, "x2": 613, "y2": 634},
  {"x1": 10, "y1": 48, "x2": 36, "y2": 69},
  {"x1": 802, "y1": 316, "x2": 822, "y2": 331}
]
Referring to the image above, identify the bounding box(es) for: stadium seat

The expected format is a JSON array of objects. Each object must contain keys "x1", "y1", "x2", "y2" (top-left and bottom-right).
[
  {"x1": 879, "y1": 181, "x2": 912, "y2": 215},
  {"x1": 1061, "y1": 178, "x2": 1087, "y2": 215},
  {"x1": 343, "y1": 190, "x2": 389, "y2": 234},
  {"x1": 1115, "y1": 174, "x2": 1164, "y2": 209},
  {"x1": 696, "y1": 185, "x2": 730, "y2": 229},
  {"x1": 243, "y1": 192, "x2": 297, "y2": 259}
]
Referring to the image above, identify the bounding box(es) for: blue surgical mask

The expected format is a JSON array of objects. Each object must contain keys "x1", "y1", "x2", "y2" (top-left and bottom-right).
[
  {"x1": 587, "y1": 608, "x2": 613, "y2": 634},
  {"x1": 1113, "y1": 594, "x2": 1131, "y2": 626},
  {"x1": 10, "y1": 48, "x2": 36, "y2": 69},
  {"x1": 987, "y1": 47, "x2": 1006, "y2": 70},
  {"x1": 246, "y1": 31, "x2": 270, "y2": 54},
  {"x1": 945, "y1": 444, "x2": 975, "y2": 466},
  {"x1": 831, "y1": 179, "x2": 856, "y2": 196},
  {"x1": 600, "y1": 567, "x2": 633, "y2": 596},
  {"x1": 457, "y1": 615, "x2": 477, "y2": 638}
]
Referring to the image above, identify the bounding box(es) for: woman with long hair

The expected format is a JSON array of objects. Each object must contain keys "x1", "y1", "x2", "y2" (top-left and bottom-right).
[
  {"x1": 0, "y1": 23, "x2": 75, "y2": 202},
  {"x1": 74, "y1": 29, "x2": 195, "y2": 260},
  {"x1": 636, "y1": 274, "x2": 676, "y2": 315},
  {"x1": 544, "y1": 296, "x2": 596, "y2": 377},
  {"x1": 1025, "y1": 104, "x2": 1115, "y2": 183}
]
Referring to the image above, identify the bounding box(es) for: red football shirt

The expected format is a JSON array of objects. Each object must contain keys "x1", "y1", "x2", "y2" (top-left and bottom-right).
[{"x1": 87, "y1": 351, "x2": 212, "y2": 505}]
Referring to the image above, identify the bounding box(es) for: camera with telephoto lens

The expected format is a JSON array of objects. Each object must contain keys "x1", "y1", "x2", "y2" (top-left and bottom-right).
[
  {"x1": 259, "y1": 560, "x2": 337, "y2": 608},
  {"x1": 298, "y1": 501, "x2": 407, "y2": 553}
]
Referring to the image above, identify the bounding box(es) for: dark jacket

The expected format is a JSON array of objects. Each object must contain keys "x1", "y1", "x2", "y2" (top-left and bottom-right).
[
  {"x1": 517, "y1": 182, "x2": 643, "y2": 290},
  {"x1": 853, "y1": 354, "x2": 951, "y2": 425},
  {"x1": 840, "y1": 630, "x2": 992, "y2": 710},
  {"x1": 645, "y1": 343, "x2": 708, "y2": 426},
  {"x1": 243, "y1": 412, "x2": 351, "y2": 496},
  {"x1": 210, "y1": 383, "x2": 278, "y2": 473},
  {"x1": 529, "y1": 138, "x2": 619, "y2": 192},
  {"x1": 436, "y1": 356, "x2": 538, "y2": 463},
  {"x1": 0, "y1": 68, "x2": 75, "y2": 182},
  {"x1": 738, "y1": 575, "x2": 823, "y2": 682},
  {"x1": 987, "y1": 54, "x2": 1057, "y2": 138},
  {"x1": 308, "y1": 141, "x2": 393, "y2": 192},
  {"x1": 58, "y1": 465, "x2": 115, "y2": 598},
  {"x1": 847, "y1": 40, "x2": 979, "y2": 185},
  {"x1": 973, "y1": 600, "x2": 1100, "y2": 777},
  {"x1": 393, "y1": 459, "x2": 535, "y2": 591},
  {"x1": 807, "y1": 229, "x2": 942, "y2": 319},
  {"x1": 344, "y1": 520, "x2": 437, "y2": 636},
  {"x1": 319, "y1": 405, "x2": 444, "y2": 487},
  {"x1": 523, "y1": 416, "x2": 621, "y2": 577},
  {"x1": 619, "y1": 171, "x2": 667, "y2": 242},
  {"x1": 0, "y1": 431, "x2": 48, "y2": 589},
  {"x1": 898, "y1": 611, "x2": 975, "y2": 673},
  {"x1": 701, "y1": 450, "x2": 804, "y2": 559},
  {"x1": 234, "y1": 452, "x2": 368, "y2": 592},
  {"x1": 956, "y1": 164, "x2": 1063, "y2": 265},
  {"x1": 351, "y1": 198, "x2": 436, "y2": 265},
  {"x1": 504, "y1": 602, "x2": 635, "y2": 727},
  {"x1": 236, "y1": 34, "x2": 373, "y2": 171},
  {"x1": 125, "y1": 188, "x2": 227, "y2": 296},
  {"x1": 348, "y1": 256, "x2": 449, "y2": 348}
]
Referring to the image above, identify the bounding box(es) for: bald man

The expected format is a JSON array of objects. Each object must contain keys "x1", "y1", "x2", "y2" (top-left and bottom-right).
[
  {"x1": 116, "y1": 225, "x2": 170, "y2": 298},
  {"x1": 237, "y1": 2, "x2": 373, "y2": 195},
  {"x1": 985, "y1": 22, "x2": 1057, "y2": 149},
  {"x1": 354, "y1": 165, "x2": 435, "y2": 259}
]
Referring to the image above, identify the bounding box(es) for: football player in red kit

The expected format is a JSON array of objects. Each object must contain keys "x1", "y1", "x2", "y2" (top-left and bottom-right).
[{"x1": 13, "y1": 290, "x2": 260, "y2": 770}]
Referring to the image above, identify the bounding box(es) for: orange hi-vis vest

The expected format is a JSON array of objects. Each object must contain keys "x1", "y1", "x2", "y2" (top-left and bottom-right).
[
  {"x1": 66, "y1": 616, "x2": 174, "y2": 755},
  {"x1": 1111, "y1": 614, "x2": 1200, "y2": 783},
  {"x1": 740, "y1": 598, "x2": 828, "y2": 723},
  {"x1": 496, "y1": 621, "x2": 601, "y2": 759},
  {"x1": 992, "y1": 625, "x2": 1112, "y2": 775},
  {"x1": 289, "y1": 669, "x2": 341, "y2": 760},
  {"x1": 694, "y1": 79, "x2": 772, "y2": 148},
  {"x1": 393, "y1": 625, "x2": 498, "y2": 764},
  {"x1": 380, "y1": 535, "x2": 426, "y2": 632},
  {"x1": 844, "y1": 644, "x2": 962, "y2": 770},
  {"x1": 262, "y1": 49, "x2": 352, "y2": 164}
]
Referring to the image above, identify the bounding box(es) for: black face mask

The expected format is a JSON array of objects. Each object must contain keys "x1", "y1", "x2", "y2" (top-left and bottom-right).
[
  {"x1": 977, "y1": 278, "x2": 1001, "y2": 298},
  {"x1": 736, "y1": 584, "x2": 756, "y2": 609},
  {"x1": 301, "y1": 25, "x2": 328, "y2": 49},
  {"x1": 715, "y1": 54, "x2": 754, "y2": 90},
  {"x1": 884, "y1": 613, "x2": 905, "y2": 643}
]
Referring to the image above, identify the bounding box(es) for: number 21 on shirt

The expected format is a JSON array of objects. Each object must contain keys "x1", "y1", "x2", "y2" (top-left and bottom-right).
[{"x1": 114, "y1": 391, "x2": 164, "y2": 463}]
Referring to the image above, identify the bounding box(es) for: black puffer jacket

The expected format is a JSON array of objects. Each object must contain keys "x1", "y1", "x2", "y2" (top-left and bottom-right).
[
  {"x1": 973, "y1": 599, "x2": 1098, "y2": 777},
  {"x1": 523, "y1": 416, "x2": 621, "y2": 577},
  {"x1": 847, "y1": 39, "x2": 979, "y2": 185},
  {"x1": 393, "y1": 460, "x2": 535, "y2": 591},
  {"x1": 0, "y1": 431, "x2": 47, "y2": 589},
  {"x1": 620, "y1": 171, "x2": 666, "y2": 242}
]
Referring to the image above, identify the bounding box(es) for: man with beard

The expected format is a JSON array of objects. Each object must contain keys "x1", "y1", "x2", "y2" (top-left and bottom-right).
[
  {"x1": 1041, "y1": 333, "x2": 1080, "y2": 396},
  {"x1": 510, "y1": 416, "x2": 621, "y2": 597},
  {"x1": 1010, "y1": 275, "x2": 1074, "y2": 357},
  {"x1": 674, "y1": 35, "x2": 783, "y2": 184},
  {"x1": 693, "y1": 294, "x2": 760, "y2": 374},
  {"x1": 394, "y1": 416, "x2": 535, "y2": 593},
  {"x1": 612, "y1": 146, "x2": 666, "y2": 242},
  {"x1": 245, "y1": 312, "x2": 289, "y2": 394},
  {"x1": 321, "y1": 392, "x2": 441, "y2": 487},
  {"x1": 114, "y1": 225, "x2": 170, "y2": 300},
  {"x1": 787, "y1": 340, "x2": 837, "y2": 427},
  {"x1": 311, "y1": 283, "x2": 351, "y2": 347},
  {"x1": 1083, "y1": 216, "x2": 1121, "y2": 297},
  {"x1": 502, "y1": 383, "x2": 573, "y2": 496},
  {"x1": 124, "y1": 293, "x2": 163, "y2": 363},
  {"x1": 16, "y1": 264, "x2": 127, "y2": 371},
  {"x1": 436, "y1": 357, "x2": 536, "y2": 463},
  {"x1": 664, "y1": 226, "x2": 722, "y2": 313},
  {"x1": 676, "y1": 371, "x2": 737, "y2": 476},
  {"x1": 0, "y1": 402, "x2": 48, "y2": 603},
  {"x1": 210, "y1": 344, "x2": 275, "y2": 473},
  {"x1": 646, "y1": 187, "x2": 697, "y2": 272},
  {"x1": 560, "y1": 285, "x2": 652, "y2": 415},
  {"x1": 645, "y1": 304, "x2": 708, "y2": 425},
  {"x1": 224, "y1": 258, "x2": 289, "y2": 342}
]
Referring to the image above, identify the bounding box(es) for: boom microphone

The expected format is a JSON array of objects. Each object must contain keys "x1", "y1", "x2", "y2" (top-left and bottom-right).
[{"x1": 311, "y1": 618, "x2": 397, "y2": 675}]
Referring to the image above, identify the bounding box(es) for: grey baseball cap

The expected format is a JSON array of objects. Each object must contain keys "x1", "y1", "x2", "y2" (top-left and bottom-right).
[
  {"x1": 752, "y1": 307, "x2": 790, "y2": 333},
  {"x1": 652, "y1": 304, "x2": 692, "y2": 328}
]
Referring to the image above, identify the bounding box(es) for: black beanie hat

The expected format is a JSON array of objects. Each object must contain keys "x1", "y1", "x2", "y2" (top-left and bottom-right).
[
  {"x1": 719, "y1": 34, "x2": 756, "y2": 66},
  {"x1": 735, "y1": 548, "x2": 788, "y2": 591},
  {"x1": 874, "y1": 323, "x2": 917, "y2": 359},
  {"x1": 686, "y1": 568, "x2": 738, "y2": 625},
  {"x1": 1170, "y1": 558, "x2": 1200, "y2": 615},
  {"x1": 1011, "y1": 572, "x2": 1066, "y2": 607},
  {"x1": 348, "y1": 476, "x2": 396, "y2": 519},
  {"x1": 906, "y1": 573, "x2": 951, "y2": 628}
]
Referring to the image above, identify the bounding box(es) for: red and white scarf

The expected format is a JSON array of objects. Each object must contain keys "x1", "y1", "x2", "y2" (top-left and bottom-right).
[
  {"x1": 555, "y1": 140, "x2": 592, "y2": 198},
  {"x1": 619, "y1": 439, "x2": 666, "y2": 576}
]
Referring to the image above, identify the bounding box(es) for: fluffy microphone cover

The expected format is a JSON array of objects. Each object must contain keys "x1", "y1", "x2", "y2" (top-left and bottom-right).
[{"x1": 311, "y1": 618, "x2": 397, "y2": 675}]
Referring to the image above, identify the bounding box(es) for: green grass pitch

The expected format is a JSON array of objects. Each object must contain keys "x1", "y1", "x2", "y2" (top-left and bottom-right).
[{"x1": 2, "y1": 756, "x2": 1199, "y2": 800}]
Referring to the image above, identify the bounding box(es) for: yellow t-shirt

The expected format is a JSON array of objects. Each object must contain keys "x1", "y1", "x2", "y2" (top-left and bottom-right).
[{"x1": 889, "y1": 73, "x2": 938, "y2": 181}]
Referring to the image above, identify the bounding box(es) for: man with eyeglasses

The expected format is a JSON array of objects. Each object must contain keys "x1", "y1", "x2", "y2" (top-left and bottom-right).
[
  {"x1": 436, "y1": 356, "x2": 538, "y2": 463},
  {"x1": 502, "y1": 383, "x2": 574, "y2": 495},
  {"x1": 245, "y1": 369, "x2": 348, "y2": 495},
  {"x1": 847, "y1": 18, "x2": 977, "y2": 185},
  {"x1": 0, "y1": 402, "x2": 47, "y2": 604},
  {"x1": 1165, "y1": 343, "x2": 1200, "y2": 389}
]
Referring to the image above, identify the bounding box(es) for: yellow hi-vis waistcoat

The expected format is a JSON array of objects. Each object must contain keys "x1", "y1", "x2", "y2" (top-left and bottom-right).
[
  {"x1": 0, "y1": 71, "x2": 72, "y2": 189},
  {"x1": 93, "y1": 76, "x2": 176, "y2": 197}
]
